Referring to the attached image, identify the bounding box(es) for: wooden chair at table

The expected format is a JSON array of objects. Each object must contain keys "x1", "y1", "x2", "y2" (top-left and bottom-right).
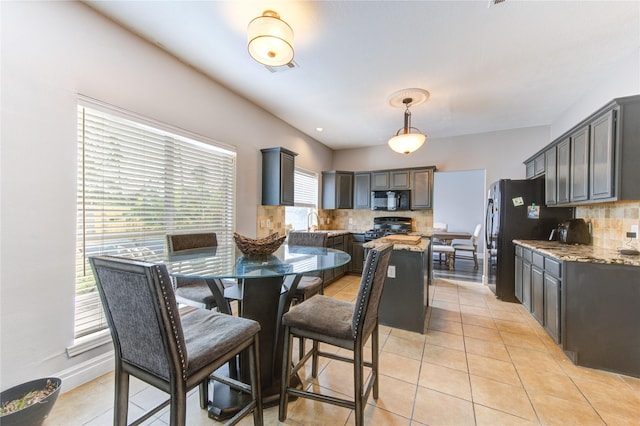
[
  {"x1": 89, "y1": 255, "x2": 263, "y2": 426},
  {"x1": 279, "y1": 243, "x2": 393, "y2": 426},
  {"x1": 452, "y1": 224, "x2": 482, "y2": 270}
]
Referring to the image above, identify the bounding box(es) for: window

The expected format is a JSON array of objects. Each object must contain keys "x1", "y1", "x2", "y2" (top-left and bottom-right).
[
  {"x1": 75, "y1": 100, "x2": 236, "y2": 339},
  {"x1": 285, "y1": 168, "x2": 319, "y2": 232}
]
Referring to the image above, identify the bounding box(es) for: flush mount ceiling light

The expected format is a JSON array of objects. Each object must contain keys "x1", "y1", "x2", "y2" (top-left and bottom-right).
[
  {"x1": 387, "y1": 89, "x2": 430, "y2": 155},
  {"x1": 247, "y1": 10, "x2": 294, "y2": 67}
]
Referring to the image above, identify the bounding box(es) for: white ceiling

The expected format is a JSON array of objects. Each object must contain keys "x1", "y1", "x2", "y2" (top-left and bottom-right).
[{"x1": 84, "y1": 1, "x2": 640, "y2": 150}]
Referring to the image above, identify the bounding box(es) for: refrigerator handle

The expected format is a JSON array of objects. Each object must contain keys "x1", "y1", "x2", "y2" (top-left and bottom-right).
[{"x1": 485, "y1": 198, "x2": 493, "y2": 249}]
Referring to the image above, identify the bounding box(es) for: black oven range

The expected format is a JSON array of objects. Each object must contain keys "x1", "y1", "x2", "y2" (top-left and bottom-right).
[{"x1": 364, "y1": 216, "x2": 412, "y2": 241}]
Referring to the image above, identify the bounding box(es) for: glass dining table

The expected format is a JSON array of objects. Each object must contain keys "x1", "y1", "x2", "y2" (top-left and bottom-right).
[{"x1": 161, "y1": 243, "x2": 351, "y2": 420}]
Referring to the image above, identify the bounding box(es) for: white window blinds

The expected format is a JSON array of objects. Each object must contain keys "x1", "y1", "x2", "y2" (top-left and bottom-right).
[
  {"x1": 75, "y1": 103, "x2": 236, "y2": 339},
  {"x1": 294, "y1": 168, "x2": 318, "y2": 208}
]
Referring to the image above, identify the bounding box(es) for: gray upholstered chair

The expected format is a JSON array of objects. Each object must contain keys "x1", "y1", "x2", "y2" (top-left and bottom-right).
[
  {"x1": 287, "y1": 231, "x2": 329, "y2": 361},
  {"x1": 453, "y1": 224, "x2": 482, "y2": 269},
  {"x1": 286, "y1": 231, "x2": 328, "y2": 301},
  {"x1": 278, "y1": 243, "x2": 393, "y2": 426},
  {"x1": 166, "y1": 232, "x2": 235, "y2": 313},
  {"x1": 89, "y1": 256, "x2": 263, "y2": 426}
]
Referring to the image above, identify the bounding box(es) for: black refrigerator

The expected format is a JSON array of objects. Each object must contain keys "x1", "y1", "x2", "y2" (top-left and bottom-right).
[{"x1": 485, "y1": 178, "x2": 573, "y2": 302}]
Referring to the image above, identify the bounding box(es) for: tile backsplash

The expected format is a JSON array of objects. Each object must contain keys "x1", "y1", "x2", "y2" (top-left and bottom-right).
[
  {"x1": 318, "y1": 209, "x2": 433, "y2": 234},
  {"x1": 576, "y1": 200, "x2": 640, "y2": 250}
]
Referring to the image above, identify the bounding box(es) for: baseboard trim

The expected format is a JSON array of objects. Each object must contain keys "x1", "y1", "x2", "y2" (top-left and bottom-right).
[{"x1": 55, "y1": 351, "x2": 114, "y2": 394}]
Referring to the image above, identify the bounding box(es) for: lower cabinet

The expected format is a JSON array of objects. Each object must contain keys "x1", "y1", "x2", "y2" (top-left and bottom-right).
[
  {"x1": 350, "y1": 234, "x2": 364, "y2": 274},
  {"x1": 515, "y1": 244, "x2": 563, "y2": 343}
]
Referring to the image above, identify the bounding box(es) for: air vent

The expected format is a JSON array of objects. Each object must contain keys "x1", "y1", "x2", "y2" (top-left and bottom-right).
[{"x1": 264, "y1": 60, "x2": 299, "y2": 73}]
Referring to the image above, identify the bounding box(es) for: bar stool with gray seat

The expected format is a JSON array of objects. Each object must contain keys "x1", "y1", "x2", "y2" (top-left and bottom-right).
[
  {"x1": 89, "y1": 255, "x2": 263, "y2": 426},
  {"x1": 279, "y1": 243, "x2": 393, "y2": 426},
  {"x1": 166, "y1": 232, "x2": 236, "y2": 314}
]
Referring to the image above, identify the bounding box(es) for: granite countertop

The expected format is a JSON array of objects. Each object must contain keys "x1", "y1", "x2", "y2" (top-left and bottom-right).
[
  {"x1": 363, "y1": 236, "x2": 430, "y2": 253},
  {"x1": 310, "y1": 229, "x2": 353, "y2": 237},
  {"x1": 513, "y1": 239, "x2": 640, "y2": 267}
]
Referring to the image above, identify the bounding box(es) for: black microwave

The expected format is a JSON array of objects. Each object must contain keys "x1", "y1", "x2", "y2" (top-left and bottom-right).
[{"x1": 371, "y1": 190, "x2": 411, "y2": 211}]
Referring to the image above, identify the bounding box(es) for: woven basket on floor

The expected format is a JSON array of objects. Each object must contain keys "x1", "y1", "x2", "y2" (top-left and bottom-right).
[{"x1": 233, "y1": 232, "x2": 286, "y2": 257}]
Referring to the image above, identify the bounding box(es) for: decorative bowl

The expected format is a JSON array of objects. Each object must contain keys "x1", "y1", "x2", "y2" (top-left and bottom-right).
[
  {"x1": 233, "y1": 232, "x2": 286, "y2": 257},
  {"x1": 0, "y1": 377, "x2": 62, "y2": 426}
]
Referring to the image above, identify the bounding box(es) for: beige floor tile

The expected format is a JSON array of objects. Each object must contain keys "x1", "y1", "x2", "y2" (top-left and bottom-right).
[
  {"x1": 368, "y1": 374, "x2": 417, "y2": 419},
  {"x1": 430, "y1": 299, "x2": 461, "y2": 313},
  {"x1": 464, "y1": 336, "x2": 511, "y2": 362},
  {"x1": 427, "y1": 316, "x2": 464, "y2": 335},
  {"x1": 379, "y1": 351, "x2": 422, "y2": 384},
  {"x1": 345, "y1": 404, "x2": 412, "y2": 425},
  {"x1": 494, "y1": 318, "x2": 537, "y2": 335},
  {"x1": 429, "y1": 306, "x2": 462, "y2": 323},
  {"x1": 461, "y1": 312, "x2": 497, "y2": 329},
  {"x1": 474, "y1": 404, "x2": 539, "y2": 426},
  {"x1": 527, "y1": 391, "x2": 605, "y2": 426},
  {"x1": 389, "y1": 327, "x2": 427, "y2": 343},
  {"x1": 499, "y1": 330, "x2": 548, "y2": 352},
  {"x1": 596, "y1": 409, "x2": 640, "y2": 426},
  {"x1": 458, "y1": 294, "x2": 488, "y2": 308},
  {"x1": 572, "y1": 376, "x2": 640, "y2": 420},
  {"x1": 517, "y1": 366, "x2": 587, "y2": 404},
  {"x1": 424, "y1": 329, "x2": 465, "y2": 351},
  {"x1": 491, "y1": 309, "x2": 528, "y2": 322},
  {"x1": 282, "y1": 384, "x2": 353, "y2": 426},
  {"x1": 469, "y1": 375, "x2": 536, "y2": 421},
  {"x1": 467, "y1": 353, "x2": 521, "y2": 387},
  {"x1": 620, "y1": 374, "x2": 640, "y2": 394},
  {"x1": 412, "y1": 387, "x2": 475, "y2": 426},
  {"x1": 419, "y1": 363, "x2": 472, "y2": 401},
  {"x1": 459, "y1": 304, "x2": 493, "y2": 318},
  {"x1": 383, "y1": 335, "x2": 425, "y2": 361},
  {"x1": 422, "y1": 344, "x2": 469, "y2": 372},
  {"x1": 507, "y1": 345, "x2": 565, "y2": 375},
  {"x1": 556, "y1": 357, "x2": 632, "y2": 388},
  {"x1": 463, "y1": 321, "x2": 505, "y2": 343}
]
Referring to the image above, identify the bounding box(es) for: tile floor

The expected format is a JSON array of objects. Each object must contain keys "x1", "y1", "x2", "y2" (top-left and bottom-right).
[{"x1": 45, "y1": 275, "x2": 640, "y2": 425}]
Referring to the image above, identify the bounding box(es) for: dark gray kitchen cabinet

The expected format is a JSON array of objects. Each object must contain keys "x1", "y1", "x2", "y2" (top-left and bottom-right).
[
  {"x1": 531, "y1": 252, "x2": 545, "y2": 325},
  {"x1": 353, "y1": 172, "x2": 371, "y2": 210},
  {"x1": 322, "y1": 171, "x2": 353, "y2": 209},
  {"x1": 556, "y1": 138, "x2": 571, "y2": 204},
  {"x1": 261, "y1": 147, "x2": 297, "y2": 206},
  {"x1": 544, "y1": 146, "x2": 557, "y2": 205},
  {"x1": 525, "y1": 153, "x2": 545, "y2": 179},
  {"x1": 410, "y1": 168, "x2": 434, "y2": 209},
  {"x1": 350, "y1": 234, "x2": 364, "y2": 274},
  {"x1": 522, "y1": 250, "x2": 532, "y2": 312},
  {"x1": 371, "y1": 170, "x2": 410, "y2": 190},
  {"x1": 543, "y1": 257, "x2": 562, "y2": 343},
  {"x1": 570, "y1": 126, "x2": 589, "y2": 202},
  {"x1": 589, "y1": 109, "x2": 616, "y2": 200},
  {"x1": 515, "y1": 246, "x2": 524, "y2": 303}
]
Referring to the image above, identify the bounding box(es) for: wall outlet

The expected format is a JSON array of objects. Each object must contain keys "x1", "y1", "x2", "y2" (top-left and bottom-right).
[
  {"x1": 631, "y1": 224, "x2": 639, "y2": 240},
  {"x1": 349, "y1": 217, "x2": 353, "y2": 225},
  {"x1": 387, "y1": 265, "x2": 396, "y2": 278},
  {"x1": 260, "y1": 220, "x2": 266, "y2": 228},
  {"x1": 266, "y1": 219, "x2": 271, "y2": 228}
]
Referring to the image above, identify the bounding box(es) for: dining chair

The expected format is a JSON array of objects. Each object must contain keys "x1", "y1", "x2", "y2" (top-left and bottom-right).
[
  {"x1": 278, "y1": 243, "x2": 393, "y2": 426},
  {"x1": 453, "y1": 224, "x2": 482, "y2": 269},
  {"x1": 166, "y1": 232, "x2": 235, "y2": 313},
  {"x1": 89, "y1": 255, "x2": 263, "y2": 426},
  {"x1": 286, "y1": 231, "x2": 329, "y2": 361}
]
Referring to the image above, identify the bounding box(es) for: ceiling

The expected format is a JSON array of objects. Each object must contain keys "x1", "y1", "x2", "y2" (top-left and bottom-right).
[{"x1": 84, "y1": 1, "x2": 640, "y2": 150}]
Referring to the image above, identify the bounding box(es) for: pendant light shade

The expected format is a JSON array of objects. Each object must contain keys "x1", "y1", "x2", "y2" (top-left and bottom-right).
[
  {"x1": 388, "y1": 97, "x2": 427, "y2": 155},
  {"x1": 247, "y1": 10, "x2": 294, "y2": 67}
]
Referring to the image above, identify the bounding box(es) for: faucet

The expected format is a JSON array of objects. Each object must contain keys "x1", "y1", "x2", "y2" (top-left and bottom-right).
[{"x1": 307, "y1": 211, "x2": 320, "y2": 232}]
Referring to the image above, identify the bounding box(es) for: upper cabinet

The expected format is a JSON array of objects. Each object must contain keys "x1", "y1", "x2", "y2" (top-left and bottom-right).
[
  {"x1": 261, "y1": 147, "x2": 297, "y2": 206},
  {"x1": 410, "y1": 168, "x2": 434, "y2": 209},
  {"x1": 322, "y1": 171, "x2": 354, "y2": 209},
  {"x1": 526, "y1": 95, "x2": 640, "y2": 206},
  {"x1": 353, "y1": 172, "x2": 371, "y2": 210},
  {"x1": 525, "y1": 153, "x2": 545, "y2": 179},
  {"x1": 371, "y1": 170, "x2": 411, "y2": 190}
]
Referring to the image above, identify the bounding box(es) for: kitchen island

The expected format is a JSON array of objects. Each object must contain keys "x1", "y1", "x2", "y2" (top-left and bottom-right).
[
  {"x1": 364, "y1": 236, "x2": 431, "y2": 333},
  {"x1": 514, "y1": 239, "x2": 640, "y2": 378}
]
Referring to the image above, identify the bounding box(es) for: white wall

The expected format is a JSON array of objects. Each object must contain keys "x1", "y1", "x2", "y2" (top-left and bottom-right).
[
  {"x1": 433, "y1": 170, "x2": 486, "y2": 253},
  {"x1": 0, "y1": 1, "x2": 332, "y2": 391},
  {"x1": 334, "y1": 126, "x2": 551, "y2": 187}
]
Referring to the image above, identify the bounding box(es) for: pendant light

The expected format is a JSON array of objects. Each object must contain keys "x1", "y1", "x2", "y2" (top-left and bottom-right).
[
  {"x1": 247, "y1": 10, "x2": 294, "y2": 67},
  {"x1": 387, "y1": 88, "x2": 430, "y2": 155}
]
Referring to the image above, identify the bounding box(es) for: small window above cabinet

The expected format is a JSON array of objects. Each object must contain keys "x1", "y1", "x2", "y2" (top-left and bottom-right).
[
  {"x1": 525, "y1": 153, "x2": 545, "y2": 179},
  {"x1": 261, "y1": 147, "x2": 297, "y2": 206}
]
